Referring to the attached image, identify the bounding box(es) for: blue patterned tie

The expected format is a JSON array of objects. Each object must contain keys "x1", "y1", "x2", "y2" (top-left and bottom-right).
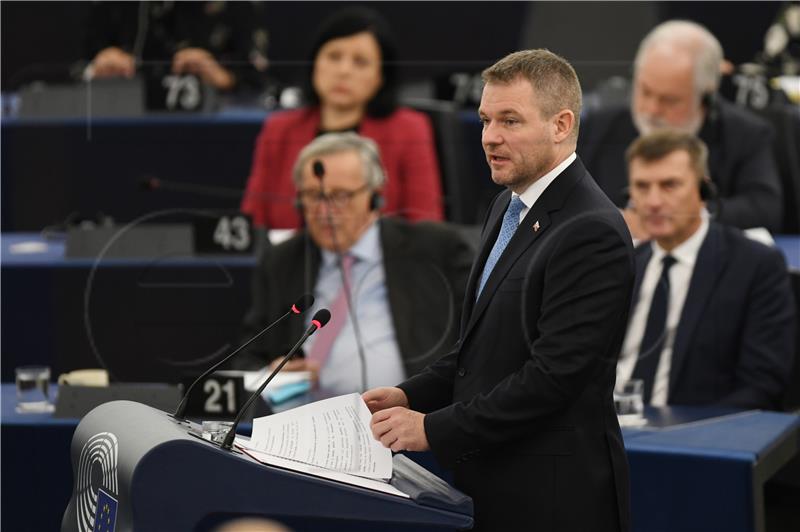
[{"x1": 477, "y1": 196, "x2": 526, "y2": 298}]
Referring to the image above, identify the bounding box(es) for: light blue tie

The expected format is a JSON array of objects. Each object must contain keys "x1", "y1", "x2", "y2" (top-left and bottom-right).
[{"x1": 477, "y1": 196, "x2": 526, "y2": 298}]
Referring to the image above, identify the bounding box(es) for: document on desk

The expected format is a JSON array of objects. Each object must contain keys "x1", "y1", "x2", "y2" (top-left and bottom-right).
[
  {"x1": 247, "y1": 393, "x2": 392, "y2": 480},
  {"x1": 236, "y1": 442, "x2": 409, "y2": 499}
]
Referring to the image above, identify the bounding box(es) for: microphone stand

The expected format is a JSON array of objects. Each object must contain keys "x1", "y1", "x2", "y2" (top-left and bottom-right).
[{"x1": 220, "y1": 310, "x2": 330, "y2": 451}]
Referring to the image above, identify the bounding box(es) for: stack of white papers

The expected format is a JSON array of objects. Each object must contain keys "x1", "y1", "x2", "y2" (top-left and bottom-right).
[{"x1": 235, "y1": 394, "x2": 406, "y2": 497}]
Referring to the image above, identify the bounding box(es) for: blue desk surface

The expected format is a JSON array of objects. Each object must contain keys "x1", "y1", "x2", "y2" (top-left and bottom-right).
[
  {"x1": 774, "y1": 234, "x2": 800, "y2": 270},
  {"x1": 623, "y1": 408, "x2": 799, "y2": 461},
  {"x1": 1, "y1": 232, "x2": 258, "y2": 267},
  {"x1": 1, "y1": 109, "x2": 269, "y2": 128},
  {"x1": 4, "y1": 232, "x2": 799, "y2": 269},
  {"x1": 5, "y1": 382, "x2": 797, "y2": 456}
]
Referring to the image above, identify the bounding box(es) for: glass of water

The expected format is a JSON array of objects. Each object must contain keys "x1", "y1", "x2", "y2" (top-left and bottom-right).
[
  {"x1": 16, "y1": 366, "x2": 54, "y2": 413},
  {"x1": 614, "y1": 379, "x2": 645, "y2": 427}
]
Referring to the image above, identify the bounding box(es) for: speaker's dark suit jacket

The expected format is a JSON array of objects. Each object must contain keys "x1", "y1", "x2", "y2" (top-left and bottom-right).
[
  {"x1": 631, "y1": 223, "x2": 795, "y2": 409},
  {"x1": 399, "y1": 158, "x2": 635, "y2": 532},
  {"x1": 237, "y1": 218, "x2": 474, "y2": 377},
  {"x1": 578, "y1": 98, "x2": 783, "y2": 231}
]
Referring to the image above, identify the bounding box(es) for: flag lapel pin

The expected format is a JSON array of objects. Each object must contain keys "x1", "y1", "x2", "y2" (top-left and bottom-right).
[{"x1": 533, "y1": 220, "x2": 540, "y2": 233}]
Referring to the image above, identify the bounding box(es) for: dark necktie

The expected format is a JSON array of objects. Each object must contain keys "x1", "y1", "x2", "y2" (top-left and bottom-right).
[{"x1": 632, "y1": 255, "x2": 677, "y2": 403}]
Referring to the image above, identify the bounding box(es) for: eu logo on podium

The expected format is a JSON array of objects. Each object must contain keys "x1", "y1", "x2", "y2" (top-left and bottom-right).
[{"x1": 94, "y1": 489, "x2": 117, "y2": 532}]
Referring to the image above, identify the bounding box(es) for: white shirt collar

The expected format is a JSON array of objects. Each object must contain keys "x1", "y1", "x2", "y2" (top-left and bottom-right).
[
  {"x1": 320, "y1": 220, "x2": 381, "y2": 266},
  {"x1": 515, "y1": 152, "x2": 577, "y2": 210},
  {"x1": 651, "y1": 214, "x2": 709, "y2": 268}
]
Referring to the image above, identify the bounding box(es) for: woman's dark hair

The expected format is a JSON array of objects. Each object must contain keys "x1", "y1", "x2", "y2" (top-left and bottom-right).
[{"x1": 305, "y1": 6, "x2": 398, "y2": 117}]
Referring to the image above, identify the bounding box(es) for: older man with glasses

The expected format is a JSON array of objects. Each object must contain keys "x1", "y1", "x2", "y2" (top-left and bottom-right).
[{"x1": 233, "y1": 132, "x2": 473, "y2": 395}]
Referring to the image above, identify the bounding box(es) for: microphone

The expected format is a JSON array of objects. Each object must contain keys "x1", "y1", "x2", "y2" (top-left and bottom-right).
[
  {"x1": 310, "y1": 159, "x2": 370, "y2": 392},
  {"x1": 220, "y1": 308, "x2": 331, "y2": 450},
  {"x1": 172, "y1": 293, "x2": 315, "y2": 421},
  {"x1": 312, "y1": 160, "x2": 325, "y2": 180},
  {"x1": 140, "y1": 176, "x2": 244, "y2": 200}
]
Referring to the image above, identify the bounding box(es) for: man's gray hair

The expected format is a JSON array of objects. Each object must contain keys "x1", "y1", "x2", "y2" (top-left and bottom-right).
[
  {"x1": 634, "y1": 20, "x2": 724, "y2": 97},
  {"x1": 291, "y1": 132, "x2": 387, "y2": 189}
]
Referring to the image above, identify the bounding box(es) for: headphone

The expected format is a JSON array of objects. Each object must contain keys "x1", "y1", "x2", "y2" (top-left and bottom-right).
[
  {"x1": 623, "y1": 174, "x2": 718, "y2": 220},
  {"x1": 700, "y1": 91, "x2": 719, "y2": 126},
  {"x1": 698, "y1": 175, "x2": 717, "y2": 202}
]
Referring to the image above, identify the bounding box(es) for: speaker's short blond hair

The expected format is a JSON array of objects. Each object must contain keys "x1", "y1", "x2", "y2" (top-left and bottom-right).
[{"x1": 482, "y1": 49, "x2": 582, "y2": 140}]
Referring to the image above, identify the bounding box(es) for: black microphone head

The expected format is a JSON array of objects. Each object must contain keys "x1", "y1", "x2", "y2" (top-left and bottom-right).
[
  {"x1": 311, "y1": 309, "x2": 331, "y2": 330},
  {"x1": 312, "y1": 160, "x2": 325, "y2": 180},
  {"x1": 291, "y1": 294, "x2": 315, "y2": 314}
]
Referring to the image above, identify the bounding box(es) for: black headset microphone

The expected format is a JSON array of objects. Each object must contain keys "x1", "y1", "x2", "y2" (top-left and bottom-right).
[{"x1": 309, "y1": 159, "x2": 371, "y2": 393}]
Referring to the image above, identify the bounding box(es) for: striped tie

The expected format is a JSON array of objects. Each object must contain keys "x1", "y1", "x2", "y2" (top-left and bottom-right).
[{"x1": 307, "y1": 254, "x2": 355, "y2": 366}]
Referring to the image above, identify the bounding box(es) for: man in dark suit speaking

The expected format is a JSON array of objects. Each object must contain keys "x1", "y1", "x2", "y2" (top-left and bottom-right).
[
  {"x1": 365, "y1": 50, "x2": 635, "y2": 531},
  {"x1": 617, "y1": 130, "x2": 794, "y2": 410}
]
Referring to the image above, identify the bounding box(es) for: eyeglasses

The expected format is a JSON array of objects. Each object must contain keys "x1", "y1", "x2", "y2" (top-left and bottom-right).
[{"x1": 297, "y1": 185, "x2": 371, "y2": 208}]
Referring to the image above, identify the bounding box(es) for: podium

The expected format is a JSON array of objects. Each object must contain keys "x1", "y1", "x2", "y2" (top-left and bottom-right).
[{"x1": 61, "y1": 401, "x2": 473, "y2": 532}]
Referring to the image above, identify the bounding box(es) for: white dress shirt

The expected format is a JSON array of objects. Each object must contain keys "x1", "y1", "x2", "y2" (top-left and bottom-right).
[
  {"x1": 304, "y1": 222, "x2": 405, "y2": 394},
  {"x1": 617, "y1": 216, "x2": 709, "y2": 405},
  {"x1": 515, "y1": 152, "x2": 576, "y2": 220}
]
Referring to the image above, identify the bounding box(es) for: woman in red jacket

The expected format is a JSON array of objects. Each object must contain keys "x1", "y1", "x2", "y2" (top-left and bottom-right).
[{"x1": 241, "y1": 7, "x2": 444, "y2": 228}]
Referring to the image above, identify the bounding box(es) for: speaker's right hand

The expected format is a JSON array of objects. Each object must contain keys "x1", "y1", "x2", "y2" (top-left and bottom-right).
[{"x1": 362, "y1": 386, "x2": 409, "y2": 413}]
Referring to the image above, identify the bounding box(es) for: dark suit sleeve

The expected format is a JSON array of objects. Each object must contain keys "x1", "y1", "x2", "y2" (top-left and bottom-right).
[
  {"x1": 422, "y1": 217, "x2": 633, "y2": 466},
  {"x1": 718, "y1": 248, "x2": 795, "y2": 408},
  {"x1": 715, "y1": 119, "x2": 783, "y2": 231}
]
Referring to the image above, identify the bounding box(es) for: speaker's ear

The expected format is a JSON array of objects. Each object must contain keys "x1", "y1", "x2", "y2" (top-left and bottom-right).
[{"x1": 294, "y1": 196, "x2": 304, "y2": 212}]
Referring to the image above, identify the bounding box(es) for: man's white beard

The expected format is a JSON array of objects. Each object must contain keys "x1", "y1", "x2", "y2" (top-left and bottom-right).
[{"x1": 632, "y1": 109, "x2": 704, "y2": 136}]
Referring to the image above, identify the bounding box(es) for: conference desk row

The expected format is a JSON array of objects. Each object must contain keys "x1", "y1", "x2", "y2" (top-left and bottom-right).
[
  {"x1": 2, "y1": 231, "x2": 798, "y2": 382},
  {"x1": 2, "y1": 383, "x2": 797, "y2": 532}
]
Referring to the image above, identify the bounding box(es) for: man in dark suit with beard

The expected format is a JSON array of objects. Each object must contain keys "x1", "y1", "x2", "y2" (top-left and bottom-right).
[
  {"x1": 578, "y1": 20, "x2": 782, "y2": 233},
  {"x1": 365, "y1": 50, "x2": 634, "y2": 532}
]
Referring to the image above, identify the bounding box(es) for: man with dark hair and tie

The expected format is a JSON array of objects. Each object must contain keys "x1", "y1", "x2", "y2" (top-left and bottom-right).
[
  {"x1": 236, "y1": 132, "x2": 473, "y2": 394},
  {"x1": 364, "y1": 49, "x2": 635, "y2": 532},
  {"x1": 618, "y1": 129, "x2": 794, "y2": 409}
]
